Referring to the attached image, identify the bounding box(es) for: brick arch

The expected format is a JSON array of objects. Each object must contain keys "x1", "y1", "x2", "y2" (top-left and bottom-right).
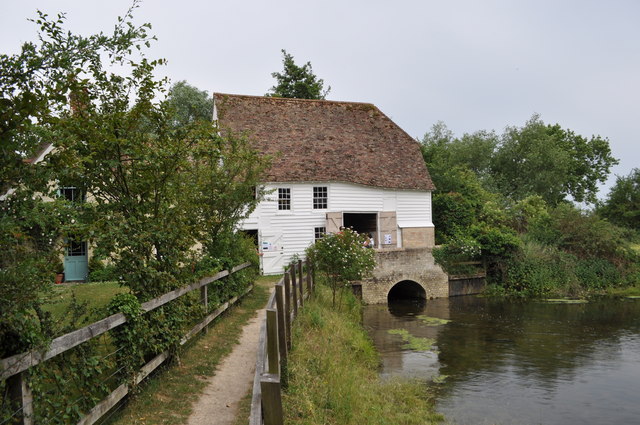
[
  {"x1": 387, "y1": 279, "x2": 427, "y2": 301},
  {"x1": 359, "y1": 248, "x2": 450, "y2": 304}
]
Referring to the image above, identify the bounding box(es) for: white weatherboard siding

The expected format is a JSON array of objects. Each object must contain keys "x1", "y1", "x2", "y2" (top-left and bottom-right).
[{"x1": 240, "y1": 182, "x2": 433, "y2": 274}]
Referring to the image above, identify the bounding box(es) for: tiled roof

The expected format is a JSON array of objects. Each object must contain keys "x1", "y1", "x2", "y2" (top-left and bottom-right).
[{"x1": 213, "y1": 93, "x2": 435, "y2": 191}]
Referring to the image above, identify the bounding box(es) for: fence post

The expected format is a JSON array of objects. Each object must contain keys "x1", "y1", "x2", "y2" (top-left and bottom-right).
[
  {"x1": 298, "y1": 260, "x2": 304, "y2": 306},
  {"x1": 266, "y1": 309, "x2": 279, "y2": 375},
  {"x1": 200, "y1": 284, "x2": 208, "y2": 333},
  {"x1": 306, "y1": 259, "x2": 312, "y2": 295},
  {"x1": 7, "y1": 371, "x2": 34, "y2": 425},
  {"x1": 283, "y1": 272, "x2": 292, "y2": 350},
  {"x1": 260, "y1": 374, "x2": 284, "y2": 425},
  {"x1": 290, "y1": 267, "x2": 298, "y2": 318},
  {"x1": 275, "y1": 284, "x2": 288, "y2": 367}
]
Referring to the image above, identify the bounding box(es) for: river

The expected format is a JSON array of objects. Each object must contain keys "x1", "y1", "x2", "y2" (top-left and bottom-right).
[{"x1": 362, "y1": 296, "x2": 640, "y2": 425}]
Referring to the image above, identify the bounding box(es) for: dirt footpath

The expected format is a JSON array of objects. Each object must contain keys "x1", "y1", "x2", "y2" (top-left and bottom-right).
[{"x1": 187, "y1": 308, "x2": 264, "y2": 425}]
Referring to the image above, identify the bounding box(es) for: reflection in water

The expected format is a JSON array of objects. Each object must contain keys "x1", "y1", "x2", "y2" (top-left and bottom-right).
[{"x1": 362, "y1": 297, "x2": 640, "y2": 425}]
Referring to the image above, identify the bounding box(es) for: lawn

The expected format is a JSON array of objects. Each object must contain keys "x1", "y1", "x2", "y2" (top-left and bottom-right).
[{"x1": 40, "y1": 281, "x2": 128, "y2": 329}]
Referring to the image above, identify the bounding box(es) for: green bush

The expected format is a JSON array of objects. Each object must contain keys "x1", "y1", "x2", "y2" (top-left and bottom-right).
[
  {"x1": 503, "y1": 241, "x2": 576, "y2": 297},
  {"x1": 574, "y1": 258, "x2": 622, "y2": 290},
  {"x1": 432, "y1": 234, "x2": 481, "y2": 275},
  {"x1": 306, "y1": 228, "x2": 375, "y2": 307},
  {"x1": 88, "y1": 258, "x2": 119, "y2": 282},
  {"x1": 197, "y1": 231, "x2": 259, "y2": 306}
]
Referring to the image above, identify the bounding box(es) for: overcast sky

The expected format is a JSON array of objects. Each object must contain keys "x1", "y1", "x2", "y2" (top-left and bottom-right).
[{"x1": 2, "y1": 0, "x2": 638, "y2": 198}]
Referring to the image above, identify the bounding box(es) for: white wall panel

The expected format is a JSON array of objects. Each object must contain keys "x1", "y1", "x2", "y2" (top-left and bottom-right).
[
  {"x1": 396, "y1": 191, "x2": 433, "y2": 227},
  {"x1": 240, "y1": 181, "x2": 433, "y2": 274}
]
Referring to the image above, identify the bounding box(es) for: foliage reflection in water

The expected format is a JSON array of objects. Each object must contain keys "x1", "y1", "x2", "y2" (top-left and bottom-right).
[{"x1": 362, "y1": 296, "x2": 640, "y2": 425}]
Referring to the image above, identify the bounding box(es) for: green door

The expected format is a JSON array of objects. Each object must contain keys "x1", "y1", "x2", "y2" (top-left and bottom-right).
[{"x1": 64, "y1": 240, "x2": 88, "y2": 281}]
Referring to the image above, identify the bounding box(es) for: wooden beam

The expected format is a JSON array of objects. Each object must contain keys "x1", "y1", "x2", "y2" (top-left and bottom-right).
[
  {"x1": 6, "y1": 371, "x2": 33, "y2": 425},
  {"x1": 290, "y1": 267, "x2": 298, "y2": 317},
  {"x1": 283, "y1": 273, "x2": 292, "y2": 350},
  {"x1": 260, "y1": 373, "x2": 284, "y2": 425},
  {"x1": 250, "y1": 318, "x2": 268, "y2": 425},
  {"x1": 266, "y1": 309, "x2": 279, "y2": 375},
  {"x1": 275, "y1": 284, "x2": 287, "y2": 367}
]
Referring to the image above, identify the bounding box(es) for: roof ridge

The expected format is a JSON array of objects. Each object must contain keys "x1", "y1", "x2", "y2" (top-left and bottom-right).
[{"x1": 212, "y1": 92, "x2": 377, "y2": 108}]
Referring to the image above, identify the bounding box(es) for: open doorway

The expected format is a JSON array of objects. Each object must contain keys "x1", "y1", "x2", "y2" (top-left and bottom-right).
[
  {"x1": 343, "y1": 213, "x2": 377, "y2": 244},
  {"x1": 239, "y1": 229, "x2": 258, "y2": 247}
]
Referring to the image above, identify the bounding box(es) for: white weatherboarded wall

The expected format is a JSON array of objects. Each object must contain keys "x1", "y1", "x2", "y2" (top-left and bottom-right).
[{"x1": 240, "y1": 182, "x2": 433, "y2": 274}]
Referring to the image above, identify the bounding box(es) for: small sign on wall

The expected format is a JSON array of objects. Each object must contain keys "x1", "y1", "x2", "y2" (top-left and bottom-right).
[
  {"x1": 384, "y1": 234, "x2": 392, "y2": 245},
  {"x1": 262, "y1": 241, "x2": 272, "y2": 251}
]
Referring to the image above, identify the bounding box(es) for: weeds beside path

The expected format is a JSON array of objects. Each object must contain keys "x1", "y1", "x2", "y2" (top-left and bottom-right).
[{"x1": 104, "y1": 276, "x2": 278, "y2": 424}]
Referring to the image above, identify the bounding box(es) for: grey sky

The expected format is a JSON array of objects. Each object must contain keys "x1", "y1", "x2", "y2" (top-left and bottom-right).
[{"x1": 2, "y1": 0, "x2": 638, "y2": 198}]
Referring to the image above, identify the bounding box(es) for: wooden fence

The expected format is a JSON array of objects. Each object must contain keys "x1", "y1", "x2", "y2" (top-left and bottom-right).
[
  {"x1": 1, "y1": 263, "x2": 254, "y2": 425},
  {"x1": 250, "y1": 259, "x2": 314, "y2": 425}
]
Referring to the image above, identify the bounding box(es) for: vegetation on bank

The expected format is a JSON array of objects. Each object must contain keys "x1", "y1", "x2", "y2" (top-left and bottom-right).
[
  {"x1": 282, "y1": 284, "x2": 443, "y2": 425},
  {"x1": 422, "y1": 120, "x2": 639, "y2": 297}
]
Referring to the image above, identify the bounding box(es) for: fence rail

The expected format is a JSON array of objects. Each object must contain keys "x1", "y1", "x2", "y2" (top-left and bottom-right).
[
  {"x1": 250, "y1": 259, "x2": 314, "y2": 425},
  {"x1": 1, "y1": 262, "x2": 253, "y2": 425}
]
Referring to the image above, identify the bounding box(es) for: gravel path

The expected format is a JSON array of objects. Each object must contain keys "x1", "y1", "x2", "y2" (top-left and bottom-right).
[{"x1": 187, "y1": 308, "x2": 264, "y2": 425}]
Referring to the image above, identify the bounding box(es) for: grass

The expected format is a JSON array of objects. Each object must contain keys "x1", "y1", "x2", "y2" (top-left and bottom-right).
[
  {"x1": 604, "y1": 285, "x2": 640, "y2": 297},
  {"x1": 41, "y1": 281, "x2": 127, "y2": 329},
  {"x1": 102, "y1": 275, "x2": 279, "y2": 425},
  {"x1": 282, "y1": 284, "x2": 443, "y2": 425}
]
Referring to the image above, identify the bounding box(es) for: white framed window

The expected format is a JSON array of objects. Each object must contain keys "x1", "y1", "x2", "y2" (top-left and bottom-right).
[
  {"x1": 60, "y1": 186, "x2": 85, "y2": 202},
  {"x1": 314, "y1": 226, "x2": 326, "y2": 241},
  {"x1": 278, "y1": 188, "x2": 291, "y2": 210},
  {"x1": 313, "y1": 186, "x2": 327, "y2": 209}
]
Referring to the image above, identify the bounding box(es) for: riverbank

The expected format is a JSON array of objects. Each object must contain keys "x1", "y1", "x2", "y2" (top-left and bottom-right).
[{"x1": 282, "y1": 284, "x2": 443, "y2": 425}]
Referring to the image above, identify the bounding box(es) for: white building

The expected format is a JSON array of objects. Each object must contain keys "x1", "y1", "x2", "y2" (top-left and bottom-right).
[{"x1": 213, "y1": 94, "x2": 437, "y2": 275}]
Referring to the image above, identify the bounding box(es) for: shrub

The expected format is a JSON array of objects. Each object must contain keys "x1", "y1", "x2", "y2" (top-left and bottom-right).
[
  {"x1": 305, "y1": 228, "x2": 375, "y2": 307},
  {"x1": 574, "y1": 258, "x2": 622, "y2": 290},
  {"x1": 432, "y1": 234, "x2": 481, "y2": 275},
  {"x1": 88, "y1": 258, "x2": 119, "y2": 282},
  {"x1": 503, "y1": 242, "x2": 576, "y2": 297}
]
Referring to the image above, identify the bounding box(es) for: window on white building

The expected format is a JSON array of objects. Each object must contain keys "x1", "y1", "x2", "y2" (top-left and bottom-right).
[
  {"x1": 278, "y1": 188, "x2": 291, "y2": 210},
  {"x1": 314, "y1": 226, "x2": 326, "y2": 241},
  {"x1": 60, "y1": 186, "x2": 85, "y2": 202},
  {"x1": 313, "y1": 186, "x2": 327, "y2": 209}
]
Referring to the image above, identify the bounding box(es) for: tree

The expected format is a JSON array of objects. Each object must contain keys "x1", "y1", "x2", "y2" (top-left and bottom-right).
[
  {"x1": 421, "y1": 122, "x2": 498, "y2": 190},
  {"x1": 267, "y1": 49, "x2": 330, "y2": 99},
  {"x1": 166, "y1": 80, "x2": 214, "y2": 126},
  {"x1": 306, "y1": 228, "x2": 375, "y2": 307},
  {"x1": 1, "y1": 2, "x2": 268, "y2": 361},
  {"x1": 1, "y1": 4, "x2": 155, "y2": 357},
  {"x1": 492, "y1": 114, "x2": 618, "y2": 205},
  {"x1": 597, "y1": 168, "x2": 640, "y2": 232}
]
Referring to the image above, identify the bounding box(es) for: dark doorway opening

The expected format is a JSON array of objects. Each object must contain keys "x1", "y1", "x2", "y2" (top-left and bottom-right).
[
  {"x1": 240, "y1": 229, "x2": 258, "y2": 247},
  {"x1": 343, "y1": 213, "x2": 377, "y2": 238},
  {"x1": 388, "y1": 280, "x2": 426, "y2": 302}
]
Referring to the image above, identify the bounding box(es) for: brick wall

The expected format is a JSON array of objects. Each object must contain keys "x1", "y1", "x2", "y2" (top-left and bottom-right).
[
  {"x1": 401, "y1": 227, "x2": 435, "y2": 249},
  {"x1": 359, "y1": 247, "x2": 449, "y2": 304}
]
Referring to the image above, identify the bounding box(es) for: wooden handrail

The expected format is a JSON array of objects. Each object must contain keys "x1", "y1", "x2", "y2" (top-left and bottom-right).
[
  {"x1": 2, "y1": 262, "x2": 254, "y2": 425},
  {"x1": 250, "y1": 259, "x2": 314, "y2": 425}
]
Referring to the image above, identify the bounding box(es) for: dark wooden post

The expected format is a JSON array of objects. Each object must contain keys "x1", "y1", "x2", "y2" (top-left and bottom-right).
[
  {"x1": 7, "y1": 371, "x2": 34, "y2": 425},
  {"x1": 290, "y1": 266, "x2": 298, "y2": 317},
  {"x1": 260, "y1": 374, "x2": 284, "y2": 425},
  {"x1": 283, "y1": 272, "x2": 292, "y2": 349},
  {"x1": 298, "y1": 260, "x2": 304, "y2": 306},
  {"x1": 306, "y1": 259, "x2": 312, "y2": 294},
  {"x1": 266, "y1": 309, "x2": 279, "y2": 375},
  {"x1": 200, "y1": 285, "x2": 208, "y2": 333},
  {"x1": 275, "y1": 284, "x2": 288, "y2": 366}
]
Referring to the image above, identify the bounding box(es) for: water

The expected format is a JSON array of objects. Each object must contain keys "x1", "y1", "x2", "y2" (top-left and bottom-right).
[{"x1": 362, "y1": 296, "x2": 640, "y2": 425}]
